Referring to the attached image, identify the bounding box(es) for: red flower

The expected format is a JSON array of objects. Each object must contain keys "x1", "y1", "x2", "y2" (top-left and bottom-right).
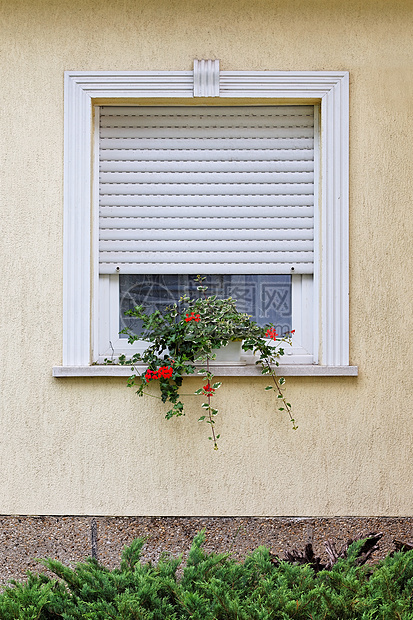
[
  {"x1": 265, "y1": 328, "x2": 278, "y2": 340},
  {"x1": 185, "y1": 312, "x2": 201, "y2": 323},
  {"x1": 159, "y1": 366, "x2": 173, "y2": 379},
  {"x1": 203, "y1": 384, "x2": 215, "y2": 394},
  {"x1": 145, "y1": 366, "x2": 173, "y2": 382}
]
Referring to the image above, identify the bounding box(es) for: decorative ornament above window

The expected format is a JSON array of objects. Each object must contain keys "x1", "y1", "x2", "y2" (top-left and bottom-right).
[{"x1": 193, "y1": 59, "x2": 220, "y2": 97}]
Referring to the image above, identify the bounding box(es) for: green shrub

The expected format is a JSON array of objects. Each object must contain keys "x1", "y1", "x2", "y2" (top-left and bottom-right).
[{"x1": 1, "y1": 531, "x2": 413, "y2": 619}]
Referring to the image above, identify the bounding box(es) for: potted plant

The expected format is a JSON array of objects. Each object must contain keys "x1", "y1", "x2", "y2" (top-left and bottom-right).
[{"x1": 112, "y1": 276, "x2": 297, "y2": 449}]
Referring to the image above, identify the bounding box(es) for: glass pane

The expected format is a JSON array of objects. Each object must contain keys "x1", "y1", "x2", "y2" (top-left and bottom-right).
[{"x1": 119, "y1": 275, "x2": 292, "y2": 337}]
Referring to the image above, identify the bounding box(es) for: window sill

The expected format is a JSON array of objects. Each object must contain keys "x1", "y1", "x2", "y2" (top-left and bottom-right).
[{"x1": 53, "y1": 365, "x2": 358, "y2": 377}]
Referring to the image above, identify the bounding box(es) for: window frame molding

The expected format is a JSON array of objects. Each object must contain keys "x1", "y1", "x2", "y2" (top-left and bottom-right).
[{"x1": 62, "y1": 68, "x2": 350, "y2": 369}]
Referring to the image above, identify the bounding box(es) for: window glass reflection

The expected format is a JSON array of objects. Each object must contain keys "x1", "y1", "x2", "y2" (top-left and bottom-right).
[{"x1": 119, "y1": 275, "x2": 292, "y2": 337}]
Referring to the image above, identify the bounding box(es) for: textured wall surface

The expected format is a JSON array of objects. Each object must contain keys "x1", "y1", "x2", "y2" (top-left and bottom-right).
[
  {"x1": 1, "y1": 516, "x2": 413, "y2": 586},
  {"x1": 0, "y1": 0, "x2": 412, "y2": 516}
]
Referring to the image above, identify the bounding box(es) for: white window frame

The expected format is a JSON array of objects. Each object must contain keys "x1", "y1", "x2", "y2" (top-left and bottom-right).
[{"x1": 59, "y1": 66, "x2": 355, "y2": 375}]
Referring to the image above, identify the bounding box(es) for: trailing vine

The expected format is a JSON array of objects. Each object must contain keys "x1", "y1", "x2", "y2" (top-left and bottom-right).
[{"x1": 108, "y1": 277, "x2": 297, "y2": 449}]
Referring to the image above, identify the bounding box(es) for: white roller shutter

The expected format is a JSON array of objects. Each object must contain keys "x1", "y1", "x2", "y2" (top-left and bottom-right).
[{"x1": 99, "y1": 105, "x2": 315, "y2": 274}]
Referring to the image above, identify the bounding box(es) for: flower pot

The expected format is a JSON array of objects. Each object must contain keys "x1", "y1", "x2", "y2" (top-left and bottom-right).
[{"x1": 210, "y1": 340, "x2": 245, "y2": 364}]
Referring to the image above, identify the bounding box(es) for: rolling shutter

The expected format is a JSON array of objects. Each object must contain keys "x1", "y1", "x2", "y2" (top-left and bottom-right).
[{"x1": 99, "y1": 105, "x2": 315, "y2": 274}]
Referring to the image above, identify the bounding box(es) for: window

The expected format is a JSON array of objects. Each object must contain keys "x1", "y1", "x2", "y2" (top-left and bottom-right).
[
  {"x1": 59, "y1": 62, "x2": 353, "y2": 374},
  {"x1": 97, "y1": 103, "x2": 316, "y2": 364}
]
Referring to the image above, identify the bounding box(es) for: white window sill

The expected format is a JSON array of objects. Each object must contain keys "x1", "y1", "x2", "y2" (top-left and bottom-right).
[{"x1": 53, "y1": 365, "x2": 358, "y2": 377}]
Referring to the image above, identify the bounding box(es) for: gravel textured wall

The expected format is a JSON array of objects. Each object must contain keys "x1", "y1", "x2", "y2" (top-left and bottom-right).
[{"x1": 1, "y1": 516, "x2": 413, "y2": 586}]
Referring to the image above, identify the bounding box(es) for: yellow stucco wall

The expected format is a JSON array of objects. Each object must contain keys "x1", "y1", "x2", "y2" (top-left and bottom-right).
[{"x1": 1, "y1": 0, "x2": 412, "y2": 516}]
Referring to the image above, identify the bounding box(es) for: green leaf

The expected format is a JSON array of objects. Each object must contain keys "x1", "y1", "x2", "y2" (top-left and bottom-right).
[
  {"x1": 201, "y1": 403, "x2": 210, "y2": 409},
  {"x1": 212, "y1": 382, "x2": 222, "y2": 389},
  {"x1": 278, "y1": 407, "x2": 285, "y2": 411},
  {"x1": 265, "y1": 386, "x2": 273, "y2": 391},
  {"x1": 198, "y1": 416, "x2": 206, "y2": 422}
]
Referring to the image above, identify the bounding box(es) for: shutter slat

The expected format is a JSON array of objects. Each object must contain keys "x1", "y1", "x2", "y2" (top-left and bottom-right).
[
  {"x1": 100, "y1": 171, "x2": 314, "y2": 184},
  {"x1": 100, "y1": 231, "x2": 313, "y2": 242},
  {"x1": 99, "y1": 105, "x2": 315, "y2": 275},
  {"x1": 99, "y1": 204, "x2": 314, "y2": 216},
  {"x1": 100, "y1": 137, "x2": 314, "y2": 150},
  {"x1": 100, "y1": 148, "x2": 314, "y2": 162},
  {"x1": 99, "y1": 183, "x2": 314, "y2": 196},
  {"x1": 100, "y1": 240, "x2": 313, "y2": 252},
  {"x1": 100, "y1": 251, "x2": 313, "y2": 263},
  {"x1": 99, "y1": 263, "x2": 314, "y2": 275},
  {"x1": 101, "y1": 230, "x2": 312, "y2": 242},
  {"x1": 100, "y1": 217, "x2": 314, "y2": 231},
  {"x1": 100, "y1": 159, "x2": 314, "y2": 172},
  {"x1": 100, "y1": 126, "x2": 314, "y2": 138},
  {"x1": 100, "y1": 105, "x2": 314, "y2": 117}
]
